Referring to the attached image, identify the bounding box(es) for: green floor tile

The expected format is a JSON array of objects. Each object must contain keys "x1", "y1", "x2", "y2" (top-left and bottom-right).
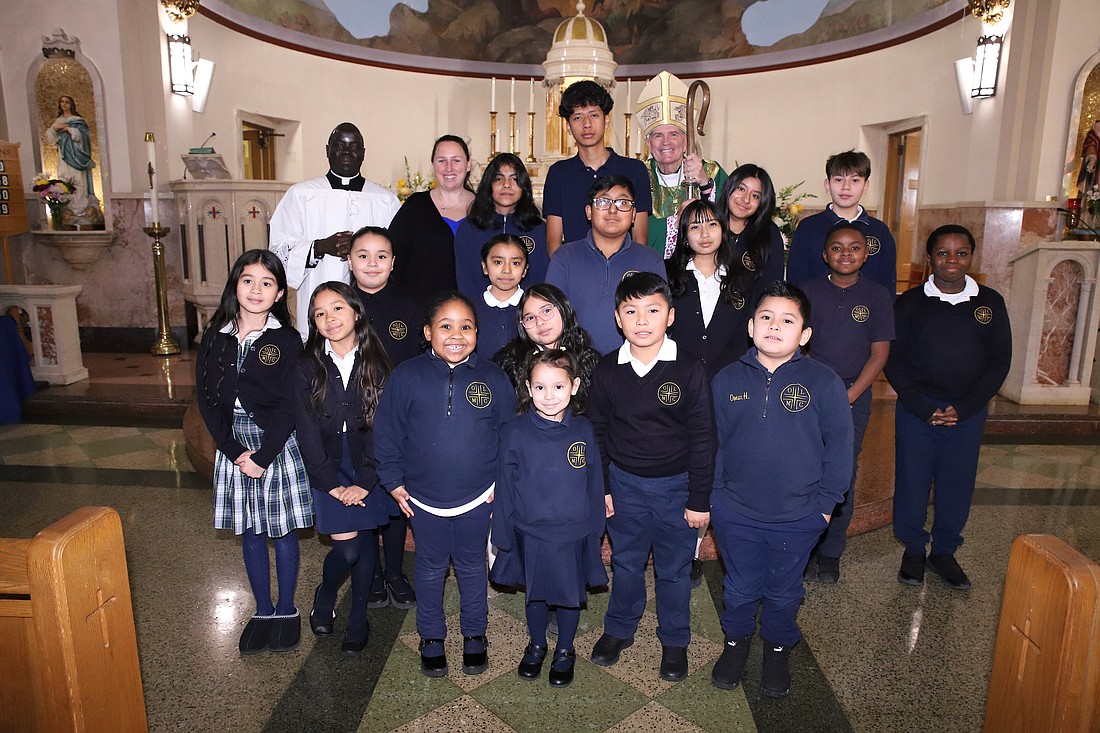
[
  {"x1": 361, "y1": 641, "x2": 464, "y2": 732},
  {"x1": 78, "y1": 433, "x2": 161, "y2": 459},
  {"x1": 657, "y1": 663, "x2": 757, "y2": 733},
  {"x1": 0, "y1": 429, "x2": 73, "y2": 455}
]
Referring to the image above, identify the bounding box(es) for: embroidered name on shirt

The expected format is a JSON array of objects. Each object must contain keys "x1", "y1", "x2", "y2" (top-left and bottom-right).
[
  {"x1": 258, "y1": 344, "x2": 280, "y2": 365},
  {"x1": 521, "y1": 235, "x2": 536, "y2": 255},
  {"x1": 389, "y1": 320, "x2": 408, "y2": 340},
  {"x1": 658, "y1": 382, "x2": 681, "y2": 406},
  {"x1": 466, "y1": 382, "x2": 492, "y2": 408},
  {"x1": 568, "y1": 441, "x2": 587, "y2": 468},
  {"x1": 729, "y1": 391, "x2": 750, "y2": 401},
  {"x1": 852, "y1": 305, "x2": 869, "y2": 323},
  {"x1": 866, "y1": 235, "x2": 881, "y2": 256},
  {"x1": 780, "y1": 383, "x2": 811, "y2": 412},
  {"x1": 974, "y1": 306, "x2": 992, "y2": 324}
]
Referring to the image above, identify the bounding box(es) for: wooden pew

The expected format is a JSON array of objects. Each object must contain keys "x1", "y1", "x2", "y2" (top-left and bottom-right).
[
  {"x1": 0, "y1": 507, "x2": 148, "y2": 732},
  {"x1": 983, "y1": 534, "x2": 1100, "y2": 732}
]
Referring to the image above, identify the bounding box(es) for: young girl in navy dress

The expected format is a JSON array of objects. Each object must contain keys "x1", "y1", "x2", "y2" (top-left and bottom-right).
[
  {"x1": 348, "y1": 226, "x2": 421, "y2": 611},
  {"x1": 490, "y1": 349, "x2": 608, "y2": 687},
  {"x1": 374, "y1": 292, "x2": 515, "y2": 678},
  {"x1": 294, "y1": 281, "x2": 393, "y2": 654},
  {"x1": 493, "y1": 283, "x2": 600, "y2": 392},
  {"x1": 196, "y1": 249, "x2": 311, "y2": 656},
  {"x1": 474, "y1": 234, "x2": 529, "y2": 359}
]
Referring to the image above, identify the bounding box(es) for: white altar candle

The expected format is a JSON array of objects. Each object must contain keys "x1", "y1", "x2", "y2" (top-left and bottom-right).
[
  {"x1": 627, "y1": 78, "x2": 632, "y2": 104},
  {"x1": 146, "y1": 133, "x2": 160, "y2": 224},
  {"x1": 491, "y1": 77, "x2": 496, "y2": 112},
  {"x1": 529, "y1": 78, "x2": 535, "y2": 111},
  {"x1": 510, "y1": 77, "x2": 515, "y2": 113}
]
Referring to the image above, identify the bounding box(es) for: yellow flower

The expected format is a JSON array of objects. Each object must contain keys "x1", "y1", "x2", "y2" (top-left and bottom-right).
[
  {"x1": 791, "y1": 203, "x2": 803, "y2": 215},
  {"x1": 397, "y1": 178, "x2": 408, "y2": 187}
]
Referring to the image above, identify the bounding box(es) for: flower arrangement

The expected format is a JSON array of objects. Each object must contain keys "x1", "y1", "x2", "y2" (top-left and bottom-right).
[
  {"x1": 393, "y1": 157, "x2": 435, "y2": 202},
  {"x1": 1086, "y1": 185, "x2": 1100, "y2": 220},
  {"x1": 32, "y1": 173, "x2": 76, "y2": 206},
  {"x1": 773, "y1": 180, "x2": 816, "y2": 249}
]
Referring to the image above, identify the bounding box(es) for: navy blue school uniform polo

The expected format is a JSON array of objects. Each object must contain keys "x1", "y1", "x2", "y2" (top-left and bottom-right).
[
  {"x1": 788, "y1": 205, "x2": 897, "y2": 293},
  {"x1": 543, "y1": 149, "x2": 653, "y2": 244},
  {"x1": 801, "y1": 276, "x2": 895, "y2": 380},
  {"x1": 454, "y1": 215, "x2": 549, "y2": 302},
  {"x1": 474, "y1": 291, "x2": 521, "y2": 360},
  {"x1": 354, "y1": 282, "x2": 422, "y2": 366}
]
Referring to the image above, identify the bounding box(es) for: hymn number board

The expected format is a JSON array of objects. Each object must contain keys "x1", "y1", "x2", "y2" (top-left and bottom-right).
[{"x1": 0, "y1": 141, "x2": 29, "y2": 237}]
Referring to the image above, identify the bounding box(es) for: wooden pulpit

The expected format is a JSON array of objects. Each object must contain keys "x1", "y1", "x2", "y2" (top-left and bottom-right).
[
  {"x1": 983, "y1": 534, "x2": 1100, "y2": 732},
  {"x1": 0, "y1": 507, "x2": 148, "y2": 732}
]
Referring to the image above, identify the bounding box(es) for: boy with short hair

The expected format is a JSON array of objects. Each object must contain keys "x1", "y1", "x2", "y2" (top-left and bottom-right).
[
  {"x1": 543, "y1": 80, "x2": 652, "y2": 255},
  {"x1": 709, "y1": 281, "x2": 853, "y2": 697},
  {"x1": 587, "y1": 272, "x2": 714, "y2": 683},
  {"x1": 799, "y1": 223, "x2": 894, "y2": 583},
  {"x1": 787, "y1": 150, "x2": 897, "y2": 293},
  {"x1": 546, "y1": 175, "x2": 664, "y2": 355}
]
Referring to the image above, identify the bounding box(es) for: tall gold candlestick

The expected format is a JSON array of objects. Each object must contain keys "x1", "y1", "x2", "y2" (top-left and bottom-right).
[
  {"x1": 526, "y1": 111, "x2": 537, "y2": 163},
  {"x1": 624, "y1": 112, "x2": 633, "y2": 159},
  {"x1": 508, "y1": 111, "x2": 518, "y2": 154},
  {"x1": 488, "y1": 111, "x2": 498, "y2": 162},
  {"x1": 143, "y1": 223, "x2": 181, "y2": 356}
]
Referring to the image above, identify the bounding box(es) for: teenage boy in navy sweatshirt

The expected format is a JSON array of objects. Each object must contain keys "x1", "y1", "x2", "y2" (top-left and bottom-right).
[
  {"x1": 710, "y1": 281, "x2": 853, "y2": 698},
  {"x1": 799, "y1": 223, "x2": 895, "y2": 584},
  {"x1": 787, "y1": 150, "x2": 897, "y2": 293},
  {"x1": 587, "y1": 272, "x2": 714, "y2": 683}
]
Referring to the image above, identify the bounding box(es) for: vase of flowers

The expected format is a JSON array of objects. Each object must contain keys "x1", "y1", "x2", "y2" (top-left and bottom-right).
[
  {"x1": 393, "y1": 157, "x2": 435, "y2": 202},
  {"x1": 1086, "y1": 185, "x2": 1100, "y2": 228},
  {"x1": 773, "y1": 180, "x2": 816, "y2": 256},
  {"x1": 32, "y1": 173, "x2": 76, "y2": 230}
]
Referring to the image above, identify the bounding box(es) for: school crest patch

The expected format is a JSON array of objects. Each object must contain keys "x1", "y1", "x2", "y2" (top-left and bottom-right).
[
  {"x1": 568, "y1": 441, "x2": 587, "y2": 469},
  {"x1": 621, "y1": 270, "x2": 640, "y2": 282},
  {"x1": 852, "y1": 305, "x2": 870, "y2": 323},
  {"x1": 658, "y1": 382, "x2": 681, "y2": 406},
  {"x1": 258, "y1": 344, "x2": 281, "y2": 365},
  {"x1": 741, "y1": 251, "x2": 756, "y2": 271},
  {"x1": 866, "y1": 235, "x2": 881, "y2": 256},
  {"x1": 974, "y1": 306, "x2": 992, "y2": 325},
  {"x1": 732, "y1": 292, "x2": 746, "y2": 311},
  {"x1": 389, "y1": 320, "x2": 408, "y2": 340},
  {"x1": 521, "y1": 235, "x2": 536, "y2": 255},
  {"x1": 780, "y1": 383, "x2": 811, "y2": 413},
  {"x1": 466, "y1": 381, "x2": 492, "y2": 409}
]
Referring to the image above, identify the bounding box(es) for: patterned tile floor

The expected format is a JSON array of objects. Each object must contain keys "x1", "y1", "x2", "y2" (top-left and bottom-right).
[{"x1": 2, "y1": 396, "x2": 1099, "y2": 731}]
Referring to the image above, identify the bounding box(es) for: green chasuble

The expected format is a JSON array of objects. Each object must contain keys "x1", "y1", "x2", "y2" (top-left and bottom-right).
[{"x1": 645, "y1": 158, "x2": 729, "y2": 257}]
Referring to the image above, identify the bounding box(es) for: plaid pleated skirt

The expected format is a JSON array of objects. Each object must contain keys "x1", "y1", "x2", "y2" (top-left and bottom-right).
[{"x1": 213, "y1": 412, "x2": 313, "y2": 538}]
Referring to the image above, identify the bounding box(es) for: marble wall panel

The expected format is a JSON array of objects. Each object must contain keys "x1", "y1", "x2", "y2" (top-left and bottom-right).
[{"x1": 1036, "y1": 259, "x2": 1083, "y2": 385}]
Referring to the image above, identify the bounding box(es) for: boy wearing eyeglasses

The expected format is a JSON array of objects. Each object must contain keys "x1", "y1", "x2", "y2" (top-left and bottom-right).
[{"x1": 547, "y1": 175, "x2": 665, "y2": 355}]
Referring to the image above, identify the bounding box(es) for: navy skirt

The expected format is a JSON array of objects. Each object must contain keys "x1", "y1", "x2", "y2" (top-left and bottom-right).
[
  {"x1": 312, "y1": 434, "x2": 393, "y2": 535},
  {"x1": 491, "y1": 530, "x2": 607, "y2": 607}
]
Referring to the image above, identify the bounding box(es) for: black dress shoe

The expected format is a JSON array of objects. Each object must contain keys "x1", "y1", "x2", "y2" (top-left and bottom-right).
[
  {"x1": 268, "y1": 610, "x2": 301, "y2": 653},
  {"x1": 548, "y1": 648, "x2": 575, "y2": 688},
  {"x1": 309, "y1": 585, "x2": 335, "y2": 637},
  {"x1": 367, "y1": 573, "x2": 389, "y2": 609},
  {"x1": 659, "y1": 645, "x2": 688, "y2": 682},
  {"x1": 386, "y1": 575, "x2": 416, "y2": 609},
  {"x1": 419, "y1": 638, "x2": 448, "y2": 678},
  {"x1": 517, "y1": 643, "x2": 547, "y2": 680},
  {"x1": 462, "y1": 635, "x2": 489, "y2": 675},
  {"x1": 690, "y1": 559, "x2": 704, "y2": 588},
  {"x1": 238, "y1": 614, "x2": 275, "y2": 656},
  {"x1": 590, "y1": 633, "x2": 633, "y2": 667},
  {"x1": 341, "y1": 619, "x2": 370, "y2": 655}
]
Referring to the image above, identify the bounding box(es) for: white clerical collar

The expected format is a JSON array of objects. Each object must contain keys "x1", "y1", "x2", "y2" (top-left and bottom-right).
[
  {"x1": 483, "y1": 286, "x2": 523, "y2": 308},
  {"x1": 328, "y1": 171, "x2": 360, "y2": 186},
  {"x1": 617, "y1": 336, "x2": 677, "y2": 377},
  {"x1": 924, "y1": 275, "x2": 979, "y2": 304}
]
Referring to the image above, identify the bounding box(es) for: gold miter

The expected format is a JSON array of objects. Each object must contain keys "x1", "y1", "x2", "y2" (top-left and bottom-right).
[{"x1": 635, "y1": 71, "x2": 688, "y2": 138}]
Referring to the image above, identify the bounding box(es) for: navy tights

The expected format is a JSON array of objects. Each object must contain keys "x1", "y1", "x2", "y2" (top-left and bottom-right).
[
  {"x1": 241, "y1": 529, "x2": 299, "y2": 616},
  {"x1": 526, "y1": 600, "x2": 580, "y2": 651}
]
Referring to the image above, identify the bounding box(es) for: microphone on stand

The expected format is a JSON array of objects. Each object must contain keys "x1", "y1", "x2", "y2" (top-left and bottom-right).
[
  {"x1": 1056, "y1": 208, "x2": 1100, "y2": 241},
  {"x1": 189, "y1": 132, "x2": 216, "y2": 155}
]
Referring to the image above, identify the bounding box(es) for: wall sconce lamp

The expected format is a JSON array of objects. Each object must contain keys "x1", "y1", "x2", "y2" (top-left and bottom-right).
[
  {"x1": 168, "y1": 34, "x2": 194, "y2": 95},
  {"x1": 971, "y1": 34, "x2": 1003, "y2": 98}
]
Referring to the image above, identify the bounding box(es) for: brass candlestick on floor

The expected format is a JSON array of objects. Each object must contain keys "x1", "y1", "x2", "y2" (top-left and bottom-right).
[{"x1": 143, "y1": 223, "x2": 180, "y2": 356}]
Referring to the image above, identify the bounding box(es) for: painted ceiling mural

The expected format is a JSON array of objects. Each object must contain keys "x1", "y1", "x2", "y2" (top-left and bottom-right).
[{"x1": 203, "y1": 0, "x2": 964, "y2": 75}]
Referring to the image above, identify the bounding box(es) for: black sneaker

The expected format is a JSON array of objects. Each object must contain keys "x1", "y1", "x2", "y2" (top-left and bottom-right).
[
  {"x1": 761, "y1": 639, "x2": 792, "y2": 698},
  {"x1": 927, "y1": 553, "x2": 972, "y2": 590},
  {"x1": 690, "y1": 559, "x2": 704, "y2": 588},
  {"x1": 898, "y1": 551, "x2": 926, "y2": 586},
  {"x1": 659, "y1": 645, "x2": 688, "y2": 682},
  {"x1": 590, "y1": 633, "x2": 633, "y2": 666},
  {"x1": 817, "y1": 555, "x2": 841, "y2": 584},
  {"x1": 711, "y1": 635, "x2": 752, "y2": 690}
]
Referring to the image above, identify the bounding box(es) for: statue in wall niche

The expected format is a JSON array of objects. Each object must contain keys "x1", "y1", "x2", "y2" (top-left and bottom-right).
[
  {"x1": 44, "y1": 94, "x2": 103, "y2": 228},
  {"x1": 1076, "y1": 119, "x2": 1100, "y2": 196}
]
